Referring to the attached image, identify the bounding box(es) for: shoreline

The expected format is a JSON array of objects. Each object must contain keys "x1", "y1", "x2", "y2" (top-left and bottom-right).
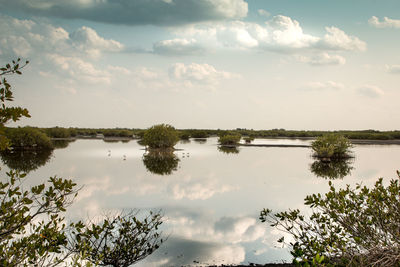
[{"x1": 51, "y1": 137, "x2": 400, "y2": 146}]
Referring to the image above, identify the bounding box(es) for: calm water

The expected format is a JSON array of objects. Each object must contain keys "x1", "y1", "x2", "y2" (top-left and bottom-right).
[{"x1": 2, "y1": 137, "x2": 400, "y2": 266}]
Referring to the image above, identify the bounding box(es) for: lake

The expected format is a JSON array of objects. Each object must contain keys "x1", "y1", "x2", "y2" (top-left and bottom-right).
[{"x1": 1, "y1": 137, "x2": 400, "y2": 266}]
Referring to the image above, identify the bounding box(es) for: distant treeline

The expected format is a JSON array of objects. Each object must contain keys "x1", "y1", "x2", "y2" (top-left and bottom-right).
[{"x1": 6, "y1": 127, "x2": 400, "y2": 141}]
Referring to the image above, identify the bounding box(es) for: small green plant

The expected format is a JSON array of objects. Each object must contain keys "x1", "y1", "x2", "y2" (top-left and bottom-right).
[
  {"x1": 142, "y1": 124, "x2": 179, "y2": 149},
  {"x1": 260, "y1": 171, "x2": 400, "y2": 266},
  {"x1": 218, "y1": 134, "x2": 241, "y2": 146},
  {"x1": 311, "y1": 134, "x2": 352, "y2": 159}
]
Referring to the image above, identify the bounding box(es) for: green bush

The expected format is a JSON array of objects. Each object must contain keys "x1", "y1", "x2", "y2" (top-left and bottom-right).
[
  {"x1": 218, "y1": 134, "x2": 241, "y2": 146},
  {"x1": 43, "y1": 127, "x2": 71, "y2": 138},
  {"x1": 190, "y1": 130, "x2": 208, "y2": 138},
  {"x1": 70, "y1": 210, "x2": 163, "y2": 266},
  {"x1": 5, "y1": 127, "x2": 53, "y2": 150},
  {"x1": 179, "y1": 132, "x2": 191, "y2": 140},
  {"x1": 311, "y1": 134, "x2": 352, "y2": 159},
  {"x1": 261, "y1": 171, "x2": 400, "y2": 266},
  {"x1": 142, "y1": 124, "x2": 179, "y2": 149},
  {"x1": 102, "y1": 129, "x2": 133, "y2": 137}
]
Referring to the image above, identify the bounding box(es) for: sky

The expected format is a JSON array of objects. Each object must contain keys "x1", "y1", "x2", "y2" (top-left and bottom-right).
[{"x1": 1, "y1": 0, "x2": 400, "y2": 130}]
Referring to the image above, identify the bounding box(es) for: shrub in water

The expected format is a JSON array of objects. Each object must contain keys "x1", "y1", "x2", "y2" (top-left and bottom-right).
[
  {"x1": 142, "y1": 124, "x2": 179, "y2": 149},
  {"x1": 311, "y1": 134, "x2": 352, "y2": 159},
  {"x1": 179, "y1": 132, "x2": 190, "y2": 140},
  {"x1": 5, "y1": 127, "x2": 53, "y2": 150},
  {"x1": 190, "y1": 130, "x2": 208, "y2": 138},
  {"x1": 218, "y1": 134, "x2": 241, "y2": 146}
]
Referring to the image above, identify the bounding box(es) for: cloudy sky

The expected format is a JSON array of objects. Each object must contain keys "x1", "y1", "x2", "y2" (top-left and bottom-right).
[{"x1": 1, "y1": 0, "x2": 400, "y2": 130}]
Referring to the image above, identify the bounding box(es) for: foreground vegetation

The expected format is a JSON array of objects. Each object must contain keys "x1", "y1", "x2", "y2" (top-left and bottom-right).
[
  {"x1": 261, "y1": 171, "x2": 400, "y2": 266},
  {"x1": 0, "y1": 60, "x2": 163, "y2": 266}
]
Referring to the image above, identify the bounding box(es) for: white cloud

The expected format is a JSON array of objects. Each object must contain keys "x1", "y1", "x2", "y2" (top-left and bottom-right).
[
  {"x1": 305, "y1": 81, "x2": 345, "y2": 90},
  {"x1": 358, "y1": 85, "x2": 384, "y2": 98},
  {"x1": 169, "y1": 174, "x2": 236, "y2": 200},
  {"x1": 297, "y1": 52, "x2": 346, "y2": 66},
  {"x1": 319, "y1": 26, "x2": 366, "y2": 51},
  {"x1": 267, "y1": 15, "x2": 319, "y2": 49},
  {"x1": 153, "y1": 38, "x2": 205, "y2": 55},
  {"x1": 258, "y1": 9, "x2": 270, "y2": 17},
  {"x1": 0, "y1": 14, "x2": 123, "y2": 60},
  {"x1": 217, "y1": 22, "x2": 260, "y2": 48},
  {"x1": 369, "y1": 16, "x2": 400, "y2": 29},
  {"x1": 159, "y1": 15, "x2": 366, "y2": 57},
  {"x1": 385, "y1": 64, "x2": 400, "y2": 74},
  {"x1": 0, "y1": 14, "x2": 130, "y2": 90},
  {"x1": 214, "y1": 217, "x2": 266, "y2": 243},
  {"x1": 165, "y1": 208, "x2": 266, "y2": 245},
  {"x1": 169, "y1": 63, "x2": 235, "y2": 85},
  {"x1": 47, "y1": 54, "x2": 112, "y2": 84},
  {"x1": 69, "y1": 26, "x2": 124, "y2": 57},
  {"x1": 107, "y1": 65, "x2": 132, "y2": 76}
]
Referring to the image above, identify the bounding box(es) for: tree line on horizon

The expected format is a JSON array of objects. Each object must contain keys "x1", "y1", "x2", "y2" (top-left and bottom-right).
[{"x1": 4, "y1": 126, "x2": 400, "y2": 142}]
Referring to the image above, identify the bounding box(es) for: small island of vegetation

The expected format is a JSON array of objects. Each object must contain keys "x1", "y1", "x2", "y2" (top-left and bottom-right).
[
  {"x1": 142, "y1": 124, "x2": 179, "y2": 150},
  {"x1": 218, "y1": 132, "x2": 241, "y2": 146},
  {"x1": 311, "y1": 134, "x2": 353, "y2": 160}
]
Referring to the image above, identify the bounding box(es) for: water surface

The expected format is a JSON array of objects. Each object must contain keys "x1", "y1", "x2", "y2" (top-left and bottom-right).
[{"x1": 2, "y1": 137, "x2": 399, "y2": 266}]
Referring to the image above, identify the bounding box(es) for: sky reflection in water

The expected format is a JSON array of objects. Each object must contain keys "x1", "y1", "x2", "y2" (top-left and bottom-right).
[{"x1": 1, "y1": 138, "x2": 400, "y2": 266}]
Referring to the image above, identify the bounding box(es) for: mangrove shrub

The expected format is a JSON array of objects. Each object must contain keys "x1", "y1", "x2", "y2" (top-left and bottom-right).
[
  {"x1": 190, "y1": 130, "x2": 209, "y2": 138},
  {"x1": 218, "y1": 133, "x2": 241, "y2": 146},
  {"x1": 142, "y1": 124, "x2": 179, "y2": 149},
  {"x1": 5, "y1": 127, "x2": 53, "y2": 150},
  {"x1": 70, "y1": 211, "x2": 163, "y2": 267},
  {"x1": 261, "y1": 171, "x2": 400, "y2": 266},
  {"x1": 43, "y1": 127, "x2": 72, "y2": 138},
  {"x1": 311, "y1": 134, "x2": 352, "y2": 159}
]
